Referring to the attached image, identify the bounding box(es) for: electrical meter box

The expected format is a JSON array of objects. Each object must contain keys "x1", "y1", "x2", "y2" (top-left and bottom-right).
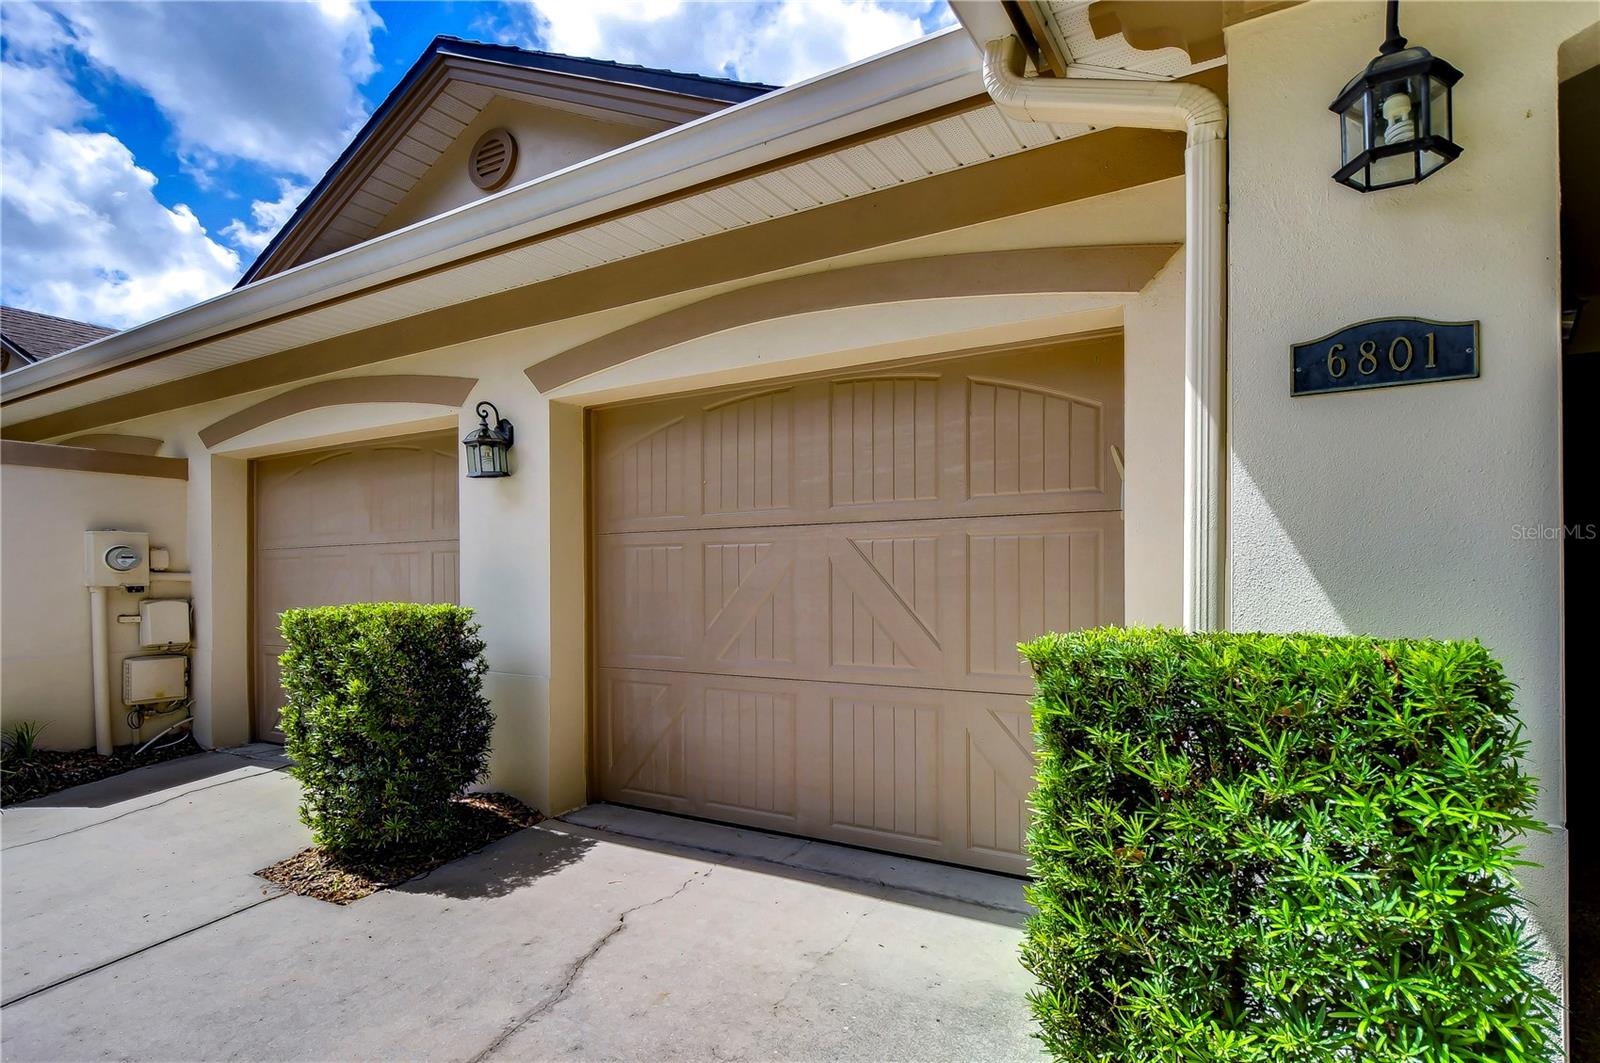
[
  {"x1": 139, "y1": 599, "x2": 190, "y2": 647},
  {"x1": 84, "y1": 530, "x2": 149, "y2": 587},
  {"x1": 123, "y1": 655, "x2": 187, "y2": 705}
]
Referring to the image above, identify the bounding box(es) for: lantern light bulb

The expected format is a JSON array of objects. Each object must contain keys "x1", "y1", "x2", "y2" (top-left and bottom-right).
[{"x1": 1381, "y1": 91, "x2": 1415, "y2": 145}]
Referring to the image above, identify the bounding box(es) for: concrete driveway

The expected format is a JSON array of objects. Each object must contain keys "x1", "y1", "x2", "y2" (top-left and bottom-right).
[{"x1": 2, "y1": 747, "x2": 1038, "y2": 1062}]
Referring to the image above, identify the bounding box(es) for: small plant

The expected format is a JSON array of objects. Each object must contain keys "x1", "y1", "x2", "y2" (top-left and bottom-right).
[
  {"x1": 1019, "y1": 627, "x2": 1557, "y2": 1063},
  {"x1": 278, "y1": 603, "x2": 493, "y2": 855},
  {"x1": 1, "y1": 720, "x2": 48, "y2": 762}
]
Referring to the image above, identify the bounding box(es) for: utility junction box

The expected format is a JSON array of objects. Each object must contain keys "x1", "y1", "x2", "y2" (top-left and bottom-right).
[
  {"x1": 123, "y1": 655, "x2": 188, "y2": 705},
  {"x1": 139, "y1": 599, "x2": 191, "y2": 647}
]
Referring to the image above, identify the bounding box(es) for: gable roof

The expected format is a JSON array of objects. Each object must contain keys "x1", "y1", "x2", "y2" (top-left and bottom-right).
[
  {"x1": 238, "y1": 36, "x2": 778, "y2": 286},
  {"x1": 0, "y1": 306, "x2": 117, "y2": 371},
  {"x1": 428, "y1": 38, "x2": 780, "y2": 101}
]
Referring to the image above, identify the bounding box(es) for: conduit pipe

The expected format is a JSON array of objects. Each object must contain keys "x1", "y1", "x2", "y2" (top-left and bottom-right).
[
  {"x1": 981, "y1": 35, "x2": 1227, "y2": 631},
  {"x1": 89, "y1": 586, "x2": 112, "y2": 755}
]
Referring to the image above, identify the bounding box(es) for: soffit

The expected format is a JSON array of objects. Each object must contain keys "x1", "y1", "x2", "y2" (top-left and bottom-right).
[
  {"x1": 0, "y1": 102, "x2": 1100, "y2": 430},
  {"x1": 1045, "y1": 0, "x2": 1299, "y2": 76},
  {"x1": 957, "y1": 0, "x2": 1295, "y2": 78},
  {"x1": 1048, "y1": 0, "x2": 1222, "y2": 78}
]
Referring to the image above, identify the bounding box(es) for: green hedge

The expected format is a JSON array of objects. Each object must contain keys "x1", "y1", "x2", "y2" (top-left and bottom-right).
[
  {"x1": 279, "y1": 603, "x2": 493, "y2": 854},
  {"x1": 1019, "y1": 628, "x2": 1555, "y2": 1063}
]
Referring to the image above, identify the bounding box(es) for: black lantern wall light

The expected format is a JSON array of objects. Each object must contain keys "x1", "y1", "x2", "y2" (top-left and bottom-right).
[
  {"x1": 463, "y1": 401, "x2": 514, "y2": 478},
  {"x1": 1331, "y1": 0, "x2": 1462, "y2": 192}
]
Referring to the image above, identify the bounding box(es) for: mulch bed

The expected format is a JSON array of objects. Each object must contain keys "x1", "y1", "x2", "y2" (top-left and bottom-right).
[
  {"x1": 1, "y1": 737, "x2": 203, "y2": 806},
  {"x1": 256, "y1": 792, "x2": 543, "y2": 904}
]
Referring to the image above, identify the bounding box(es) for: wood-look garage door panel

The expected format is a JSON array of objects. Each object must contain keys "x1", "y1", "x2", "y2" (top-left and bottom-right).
[
  {"x1": 961, "y1": 512, "x2": 1124, "y2": 693},
  {"x1": 824, "y1": 686, "x2": 947, "y2": 855},
  {"x1": 698, "y1": 681, "x2": 802, "y2": 825},
  {"x1": 592, "y1": 336, "x2": 1122, "y2": 536},
  {"x1": 948, "y1": 691, "x2": 1040, "y2": 871},
  {"x1": 596, "y1": 669, "x2": 1041, "y2": 873},
  {"x1": 253, "y1": 432, "x2": 460, "y2": 742},
  {"x1": 597, "y1": 670, "x2": 694, "y2": 811},
  {"x1": 599, "y1": 669, "x2": 826, "y2": 833},
  {"x1": 255, "y1": 443, "x2": 458, "y2": 549},
  {"x1": 593, "y1": 339, "x2": 1122, "y2": 872},
  {"x1": 596, "y1": 510, "x2": 1120, "y2": 694},
  {"x1": 594, "y1": 528, "x2": 805, "y2": 676},
  {"x1": 594, "y1": 386, "x2": 824, "y2": 535}
]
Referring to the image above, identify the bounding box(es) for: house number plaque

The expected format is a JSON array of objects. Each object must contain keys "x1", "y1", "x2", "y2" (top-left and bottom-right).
[{"x1": 1291, "y1": 318, "x2": 1478, "y2": 396}]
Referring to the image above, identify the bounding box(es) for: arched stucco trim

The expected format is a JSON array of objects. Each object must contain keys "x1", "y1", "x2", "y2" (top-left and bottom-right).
[
  {"x1": 198, "y1": 374, "x2": 477, "y2": 448},
  {"x1": 524, "y1": 245, "x2": 1178, "y2": 392},
  {"x1": 0, "y1": 440, "x2": 186, "y2": 480},
  {"x1": 59, "y1": 433, "x2": 165, "y2": 456}
]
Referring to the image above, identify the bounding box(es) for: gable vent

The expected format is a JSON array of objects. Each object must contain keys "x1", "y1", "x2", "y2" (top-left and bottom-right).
[{"x1": 469, "y1": 128, "x2": 517, "y2": 191}]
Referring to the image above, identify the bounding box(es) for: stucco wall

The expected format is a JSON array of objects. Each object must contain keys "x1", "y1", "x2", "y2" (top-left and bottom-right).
[
  {"x1": 46, "y1": 177, "x2": 1189, "y2": 812},
  {"x1": 0, "y1": 463, "x2": 189, "y2": 750},
  {"x1": 1226, "y1": 0, "x2": 1595, "y2": 982}
]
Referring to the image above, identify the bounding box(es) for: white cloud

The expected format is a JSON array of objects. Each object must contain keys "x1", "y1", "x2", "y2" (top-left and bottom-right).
[
  {"x1": 47, "y1": 0, "x2": 382, "y2": 179},
  {"x1": 0, "y1": 16, "x2": 241, "y2": 329},
  {"x1": 222, "y1": 179, "x2": 312, "y2": 254},
  {"x1": 0, "y1": 0, "x2": 386, "y2": 329},
  {"x1": 0, "y1": 0, "x2": 947, "y2": 332},
  {"x1": 502, "y1": 0, "x2": 953, "y2": 87}
]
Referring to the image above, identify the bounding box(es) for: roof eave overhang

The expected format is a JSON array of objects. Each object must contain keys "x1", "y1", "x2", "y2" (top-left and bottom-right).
[
  {"x1": 1, "y1": 336, "x2": 38, "y2": 367},
  {"x1": 0, "y1": 27, "x2": 980, "y2": 408}
]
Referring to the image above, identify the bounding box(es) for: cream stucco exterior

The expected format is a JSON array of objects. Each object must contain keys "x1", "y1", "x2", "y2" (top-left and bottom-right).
[
  {"x1": 1225, "y1": 0, "x2": 1594, "y2": 984},
  {"x1": 32, "y1": 182, "x2": 1188, "y2": 814},
  {"x1": 0, "y1": 463, "x2": 190, "y2": 749},
  {"x1": 1, "y1": 0, "x2": 1593, "y2": 1012}
]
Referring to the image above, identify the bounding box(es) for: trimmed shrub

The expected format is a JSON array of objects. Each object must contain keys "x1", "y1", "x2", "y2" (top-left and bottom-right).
[
  {"x1": 279, "y1": 603, "x2": 493, "y2": 855},
  {"x1": 1019, "y1": 627, "x2": 1555, "y2": 1063}
]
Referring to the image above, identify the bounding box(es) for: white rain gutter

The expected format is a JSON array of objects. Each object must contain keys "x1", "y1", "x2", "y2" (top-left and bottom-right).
[{"x1": 980, "y1": 35, "x2": 1227, "y2": 632}]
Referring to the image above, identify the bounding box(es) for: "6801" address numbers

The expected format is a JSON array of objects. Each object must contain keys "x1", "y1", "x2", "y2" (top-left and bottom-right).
[{"x1": 1291, "y1": 318, "x2": 1478, "y2": 397}]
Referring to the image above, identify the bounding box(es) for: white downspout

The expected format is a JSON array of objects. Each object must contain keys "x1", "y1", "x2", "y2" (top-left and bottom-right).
[
  {"x1": 981, "y1": 36, "x2": 1227, "y2": 631},
  {"x1": 89, "y1": 586, "x2": 113, "y2": 755}
]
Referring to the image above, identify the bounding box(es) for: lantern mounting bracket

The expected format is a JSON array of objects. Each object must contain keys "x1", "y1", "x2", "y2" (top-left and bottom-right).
[
  {"x1": 1378, "y1": 0, "x2": 1406, "y2": 55},
  {"x1": 462, "y1": 399, "x2": 515, "y2": 478},
  {"x1": 474, "y1": 401, "x2": 513, "y2": 448}
]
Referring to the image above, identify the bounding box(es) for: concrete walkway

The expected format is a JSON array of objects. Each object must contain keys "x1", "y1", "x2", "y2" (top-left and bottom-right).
[{"x1": 2, "y1": 748, "x2": 1039, "y2": 1062}]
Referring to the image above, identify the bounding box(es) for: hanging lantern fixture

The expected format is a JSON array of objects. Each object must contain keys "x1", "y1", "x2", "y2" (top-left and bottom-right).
[{"x1": 1330, "y1": 0, "x2": 1463, "y2": 192}]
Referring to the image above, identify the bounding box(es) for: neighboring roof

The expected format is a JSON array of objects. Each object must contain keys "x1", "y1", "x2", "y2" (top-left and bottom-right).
[
  {"x1": 237, "y1": 36, "x2": 779, "y2": 286},
  {"x1": 0, "y1": 306, "x2": 117, "y2": 368}
]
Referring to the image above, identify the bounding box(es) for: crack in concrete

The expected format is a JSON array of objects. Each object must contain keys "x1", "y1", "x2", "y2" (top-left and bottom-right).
[
  {"x1": 769, "y1": 906, "x2": 869, "y2": 1017},
  {"x1": 463, "y1": 865, "x2": 715, "y2": 1063},
  {"x1": 0, "y1": 890, "x2": 288, "y2": 1009},
  {"x1": 2, "y1": 759, "x2": 290, "y2": 851}
]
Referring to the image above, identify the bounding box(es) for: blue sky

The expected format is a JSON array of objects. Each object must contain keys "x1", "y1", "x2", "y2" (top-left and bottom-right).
[{"x1": 0, "y1": 1, "x2": 953, "y2": 330}]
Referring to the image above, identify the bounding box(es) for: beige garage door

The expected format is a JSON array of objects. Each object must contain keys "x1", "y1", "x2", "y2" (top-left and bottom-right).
[
  {"x1": 591, "y1": 337, "x2": 1124, "y2": 873},
  {"x1": 253, "y1": 431, "x2": 460, "y2": 742}
]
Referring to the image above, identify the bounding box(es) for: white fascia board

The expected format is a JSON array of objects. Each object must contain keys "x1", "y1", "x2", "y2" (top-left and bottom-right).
[
  {"x1": 1, "y1": 27, "x2": 979, "y2": 404},
  {"x1": 948, "y1": 2, "x2": 1022, "y2": 60}
]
